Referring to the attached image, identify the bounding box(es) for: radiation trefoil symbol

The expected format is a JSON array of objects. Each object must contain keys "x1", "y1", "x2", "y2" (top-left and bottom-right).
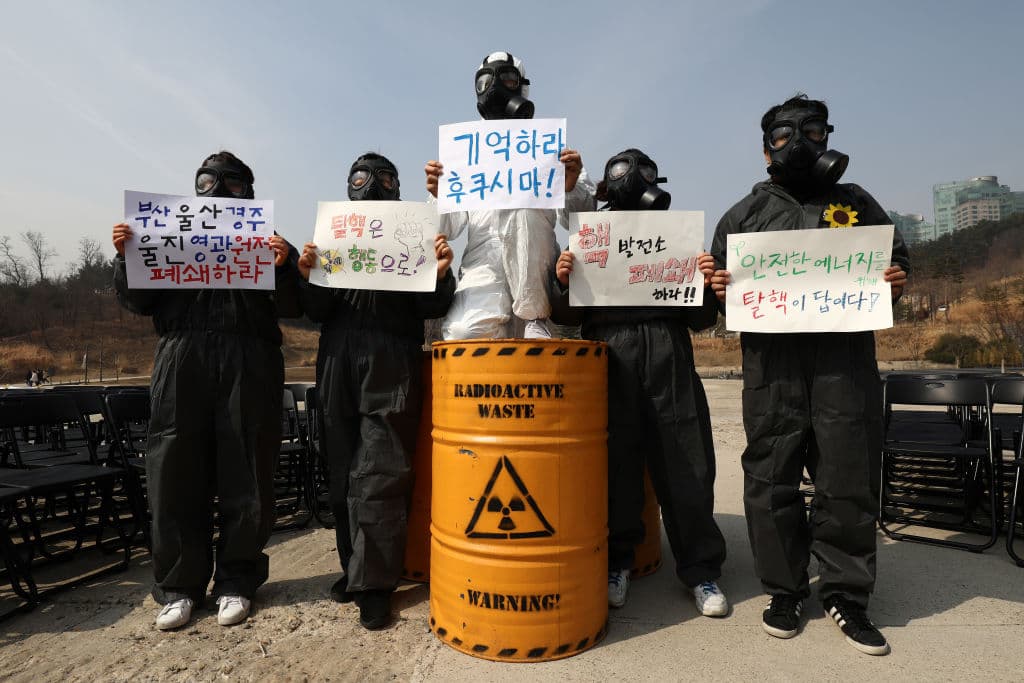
[
  {"x1": 465, "y1": 456, "x2": 555, "y2": 540},
  {"x1": 318, "y1": 249, "x2": 345, "y2": 274},
  {"x1": 823, "y1": 203, "x2": 859, "y2": 228}
]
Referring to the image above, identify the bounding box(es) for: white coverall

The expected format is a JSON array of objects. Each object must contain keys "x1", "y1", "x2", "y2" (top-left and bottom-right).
[{"x1": 439, "y1": 172, "x2": 596, "y2": 339}]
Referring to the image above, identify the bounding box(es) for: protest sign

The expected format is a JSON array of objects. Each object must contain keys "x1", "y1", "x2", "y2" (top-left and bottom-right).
[
  {"x1": 308, "y1": 201, "x2": 438, "y2": 292},
  {"x1": 123, "y1": 191, "x2": 274, "y2": 289},
  {"x1": 437, "y1": 118, "x2": 566, "y2": 213},
  {"x1": 567, "y1": 211, "x2": 705, "y2": 306},
  {"x1": 725, "y1": 225, "x2": 894, "y2": 332}
]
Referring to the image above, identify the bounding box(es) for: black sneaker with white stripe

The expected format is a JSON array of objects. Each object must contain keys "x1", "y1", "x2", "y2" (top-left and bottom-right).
[
  {"x1": 822, "y1": 596, "x2": 890, "y2": 656},
  {"x1": 762, "y1": 594, "x2": 802, "y2": 638}
]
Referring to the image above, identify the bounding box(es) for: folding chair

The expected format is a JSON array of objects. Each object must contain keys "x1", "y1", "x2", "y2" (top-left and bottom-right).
[
  {"x1": 0, "y1": 394, "x2": 96, "y2": 468},
  {"x1": 990, "y1": 378, "x2": 1024, "y2": 567},
  {"x1": 0, "y1": 486, "x2": 39, "y2": 619},
  {"x1": 273, "y1": 389, "x2": 310, "y2": 531},
  {"x1": 103, "y1": 390, "x2": 152, "y2": 546},
  {"x1": 880, "y1": 376, "x2": 999, "y2": 552},
  {"x1": 49, "y1": 386, "x2": 109, "y2": 460},
  {"x1": 303, "y1": 386, "x2": 334, "y2": 528},
  {"x1": 0, "y1": 463, "x2": 132, "y2": 611}
]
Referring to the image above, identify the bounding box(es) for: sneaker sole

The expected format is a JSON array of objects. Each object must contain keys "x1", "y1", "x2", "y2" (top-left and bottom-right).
[
  {"x1": 156, "y1": 619, "x2": 189, "y2": 631},
  {"x1": 698, "y1": 605, "x2": 729, "y2": 618},
  {"x1": 608, "y1": 599, "x2": 627, "y2": 609},
  {"x1": 762, "y1": 622, "x2": 798, "y2": 639},
  {"x1": 360, "y1": 616, "x2": 391, "y2": 630},
  {"x1": 845, "y1": 635, "x2": 891, "y2": 656}
]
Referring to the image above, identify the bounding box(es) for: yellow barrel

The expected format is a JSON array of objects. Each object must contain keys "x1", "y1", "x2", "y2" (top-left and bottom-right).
[
  {"x1": 631, "y1": 468, "x2": 663, "y2": 578},
  {"x1": 402, "y1": 352, "x2": 433, "y2": 582},
  {"x1": 430, "y1": 339, "x2": 608, "y2": 662}
]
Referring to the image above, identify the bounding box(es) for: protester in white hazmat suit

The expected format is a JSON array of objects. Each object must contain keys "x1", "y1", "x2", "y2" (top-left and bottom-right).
[{"x1": 425, "y1": 51, "x2": 596, "y2": 339}]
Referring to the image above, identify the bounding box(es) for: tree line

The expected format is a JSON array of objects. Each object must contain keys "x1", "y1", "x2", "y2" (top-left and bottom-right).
[{"x1": 903, "y1": 212, "x2": 1024, "y2": 366}]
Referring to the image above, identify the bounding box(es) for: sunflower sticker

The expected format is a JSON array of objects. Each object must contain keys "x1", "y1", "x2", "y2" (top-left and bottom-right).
[{"x1": 823, "y1": 204, "x2": 859, "y2": 228}]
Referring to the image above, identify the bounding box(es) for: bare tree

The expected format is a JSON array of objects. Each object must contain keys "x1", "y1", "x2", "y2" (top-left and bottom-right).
[
  {"x1": 0, "y1": 235, "x2": 30, "y2": 287},
  {"x1": 77, "y1": 237, "x2": 105, "y2": 272},
  {"x1": 21, "y1": 230, "x2": 58, "y2": 283}
]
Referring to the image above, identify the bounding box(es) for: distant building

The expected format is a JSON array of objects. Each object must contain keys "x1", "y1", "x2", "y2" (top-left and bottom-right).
[
  {"x1": 932, "y1": 176, "x2": 1023, "y2": 237},
  {"x1": 888, "y1": 210, "x2": 935, "y2": 245}
]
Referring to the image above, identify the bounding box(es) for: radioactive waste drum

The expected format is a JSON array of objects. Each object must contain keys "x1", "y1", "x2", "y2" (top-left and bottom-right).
[
  {"x1": 429, "y1": 339, "x2": 609, "y2": 662},
  {"x1": 402, "y1": 352, "x2": 433, "y2": 582},
  {"x1": 631, "y1": 468, "x2": 663, "y2": 578}
]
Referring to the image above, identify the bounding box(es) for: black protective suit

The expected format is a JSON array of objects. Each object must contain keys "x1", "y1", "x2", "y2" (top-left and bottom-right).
[
  {"x1": 301, "y1": 277, "x2": 455, "y2": 592},
  {"x1": 710, "y1": 180, "x2": 910, "y2": 607},
  {"x1": 551, "y1": 282, "x2": 727, "y2": 586},
  {"x1": 113, "y1": 252, "x2": 302, "y2": 605}
]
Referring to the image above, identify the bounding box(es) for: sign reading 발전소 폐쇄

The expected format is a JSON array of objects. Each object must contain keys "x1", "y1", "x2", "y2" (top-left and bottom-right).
[
  {"x1": 725, "y1": 224, "x2": 895, "y2": 332},
  {"x1": 436, "y1": 118, "x2": 567, "y2": 214},
  {"x1": 308, "y1": 201, "x2": 438, "y2": 292},
  {"x1": 567, "y1": 211, "x2": 706, "y2": 307},
  {"x1": 123, "y1": 190, "x2": 275, "y2": 289}
]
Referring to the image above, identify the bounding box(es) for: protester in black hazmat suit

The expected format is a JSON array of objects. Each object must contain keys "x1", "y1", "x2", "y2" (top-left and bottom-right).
[
  {"x1": 112, "y1": 150, "x2": 302, "y2": 631},
  {"x1": 296, "y1": 153, "x2": 455, "y2": 630},
  {"x1": 707, "y1": 95, "x2": 909, "y2": 656},
  {"x1": 550, "y1": 149, "x2": 728, "y2": 616}
]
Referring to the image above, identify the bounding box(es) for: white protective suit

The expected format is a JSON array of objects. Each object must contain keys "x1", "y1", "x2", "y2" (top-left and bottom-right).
[
  {"x1": 439, "y1": 176, "x2": 596, "y2": 339},
  {"x1": 438, "y1": 51, "x2": 596, "y2": 339}
]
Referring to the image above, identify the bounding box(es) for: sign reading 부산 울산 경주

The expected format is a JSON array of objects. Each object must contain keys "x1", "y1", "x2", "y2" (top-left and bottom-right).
[
  {"x1": 123, "y1": 190, "x2": 275, "y2": 289},
  {"x1": 725, "y1": 224, "x2": 895, "y2": 332},
  {"x1": 567, "y1": 211, "x2": 706, "y2": 307},
  {"x1": 308, "y1": 201, "x2": 439, "y2": 292},
  {"x1": 436, "y1": 118, "x2": 567, "y2": 214}
]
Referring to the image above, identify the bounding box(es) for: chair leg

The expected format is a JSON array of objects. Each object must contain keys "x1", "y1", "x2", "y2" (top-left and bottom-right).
[
  {"x1": 880, "y1": 451, "x2": 1000, "y2": 553},
  {"x1": 1007, "y1": 463, "x2": 1023, "y2": 567},
  {"x1": 1, "y1": 505, "x2": 39, "y2": 614}
]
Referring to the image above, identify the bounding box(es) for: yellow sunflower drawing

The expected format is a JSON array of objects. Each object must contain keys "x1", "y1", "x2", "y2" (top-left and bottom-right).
[{"x1": 823, "y1": 203, "x2": 859, "y2": 228}]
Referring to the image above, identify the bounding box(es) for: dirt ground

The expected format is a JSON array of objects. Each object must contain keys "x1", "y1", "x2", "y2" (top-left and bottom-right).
[{"x1": 2, "y1": 380, "x2": 1022, "y2": 682}]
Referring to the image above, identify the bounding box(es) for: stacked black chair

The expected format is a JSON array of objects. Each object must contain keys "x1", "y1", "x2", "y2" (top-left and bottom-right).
[
  {"x1": 990, "y1": 378, "x2": 1024, "y2": 566},
  {"x1": 0, "y1": 393, "x2": 133, "y2": 616},
  {"x1": 273, "y1": 389, "x2": 311, "y2": 531},
  {"x1": 102, "y1": 389, "x2": 152, "y2": 546},
  {"x1": 1, "y1": 393, "x2": 96, "y2": 467},
  {"x1": 0, "y1": 486, "x2": 39, "y2": 619},
  {"x1": 302, "y1": 386, "x2": 334, "y2": 528},
  {"x1": 880, "y1": 375, "x2": 999, "y2": 552}
]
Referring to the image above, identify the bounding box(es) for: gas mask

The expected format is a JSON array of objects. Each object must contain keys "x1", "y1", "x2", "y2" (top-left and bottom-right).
[
  {"x1": 347, "y1": 156, "x2": 400, "y2": 201},
  {"x1": 195, "y1": 157, "x2": 254, "y2": 199},
  {"x1": 475, "y1": 51, "x2": 534, "y2": 120},
  {"x1": 602, "y1": 150, "x2": 670, "y2": 211},
  {"x1": 763, "y1": 108, "x2": 848, "y2": 191}
]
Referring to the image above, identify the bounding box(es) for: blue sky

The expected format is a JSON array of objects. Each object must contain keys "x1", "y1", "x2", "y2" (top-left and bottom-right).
[{"x1": 2, "y1": 0, "x2": 1022, "y2": 271}]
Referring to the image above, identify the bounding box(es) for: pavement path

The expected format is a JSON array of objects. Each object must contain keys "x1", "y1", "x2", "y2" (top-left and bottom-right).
[{"x1": 1, "y1": 380, "x2": 1021, "y2": 681}]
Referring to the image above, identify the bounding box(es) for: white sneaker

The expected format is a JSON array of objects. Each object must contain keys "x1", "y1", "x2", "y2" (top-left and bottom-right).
[
  {"x1": 155, "y1": 597, "x2": 194, "y2": 630},
  {"x1": 216, "y1": 594, "x2": 251, "y2": 626},
  {"x1": 523, "y1": 318, "x2": 551, "y2": 339},
  {"x1": 608, "y1": 569, "x2": 631, "y2": 608},
  {"x1": 692, "y1": 580, "x2": 729, "y2": 617}
]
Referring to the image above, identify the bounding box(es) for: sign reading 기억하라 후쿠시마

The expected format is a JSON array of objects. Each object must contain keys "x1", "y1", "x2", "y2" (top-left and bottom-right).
[
  {"x1": 123, "y1": 190, "x2": 275, "y2": 290},
  {"x1": 567, "y1": 211, "x2": 706, "y2": 307},
  {"x1": 725, "y1": 224, "x2": 895, "y2": 332},
  {"x1": 308, "y1": 201, "x2": 439, "y2": 292},
  {"x1": 436, "y1": 118, "x2": 567, "y2": 214}
]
